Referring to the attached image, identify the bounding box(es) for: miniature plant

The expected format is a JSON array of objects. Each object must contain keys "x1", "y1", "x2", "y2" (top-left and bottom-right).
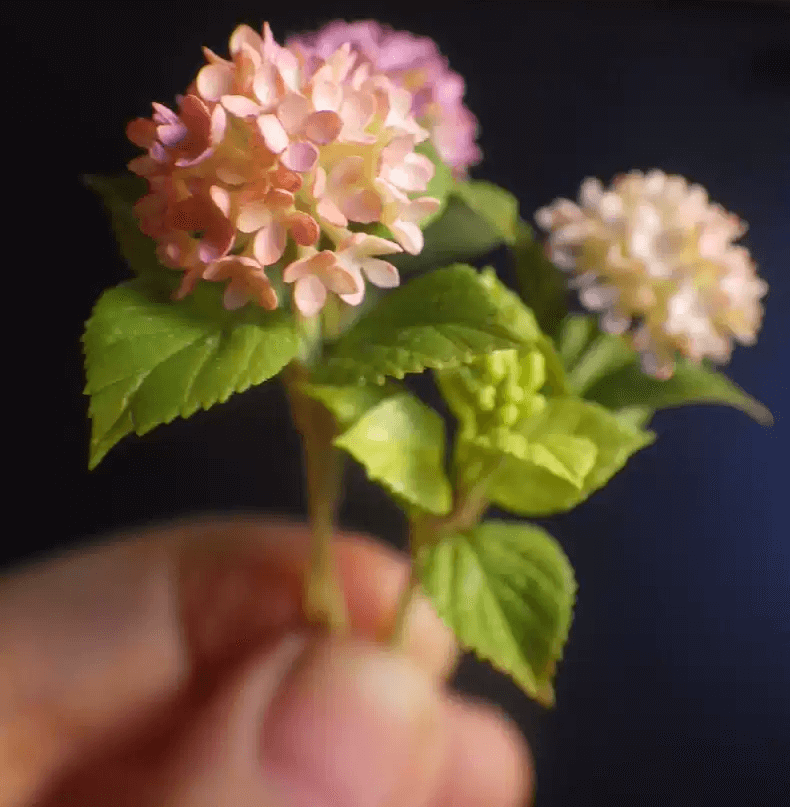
[{"x1": 83, "y1": 20, "x2": 770, "y2": 706}]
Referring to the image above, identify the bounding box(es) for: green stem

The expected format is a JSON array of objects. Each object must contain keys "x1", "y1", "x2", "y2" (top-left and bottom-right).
[
  {"x1": 284, "y1": 323, "x2": 348, "y2": 633},
  {"x1": 390, "y1": 558, "x2": 421, "y2": 648}
]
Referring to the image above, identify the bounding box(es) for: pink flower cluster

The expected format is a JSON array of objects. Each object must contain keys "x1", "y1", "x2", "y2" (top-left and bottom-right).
[
  {"x1": 536, "y1": 170, "x2": 768, "y2": 379},
  {"x1": 126, "y1": 22, "x2": 445, "y2": 316},
  {"x1": 288, "y1": 20, "x2": 481, "y2": 178}
]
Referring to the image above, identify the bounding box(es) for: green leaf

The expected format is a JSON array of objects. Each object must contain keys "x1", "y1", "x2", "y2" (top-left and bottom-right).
[
  {"x1": 333, "y1": 393, "x2": 453, "y2": 515},
  {"x1": 299, "y1": 382, "x2": 400, "y2": 430},
  {"x1": 452, "y1": 180, "x2": 520, "y2": 245},
  {"x1": 83, "y1": 174, "x2": 163, "y2": 276},
  {"x1": 584, "y1": 359, "x2": 773, "y2": 426},
  {"x1": 556, "y1": 314, "x2": 598, "y2": 369},
  {"x1": 418, "y1": 520, "x2": 576, "y2": 705},
  {"x1": 485, "y1": 397, "x2": 655, "y2": 515},
  {"x1": 512, "y1": 222, "x2": 568, "y2": 338},
  {"x1": 83, "y1": 274, "x2": 299, "y2": 468},
  {"x1": 314, "y1": 265, "x2": 541, "y2": 385},
  {"x1": 558, "y1": 317, "x2": 636, "y2": 396}
]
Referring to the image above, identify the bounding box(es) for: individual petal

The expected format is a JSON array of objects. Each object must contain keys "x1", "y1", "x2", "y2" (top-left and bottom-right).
[
  {"x1": 390, "y1": 219, "x2": 423, "y2": 254},
  {"x1": 264, "y1": 188, "x2": 295, "y2": 210},
  {"x1": 312, "y1": 79, "x2": 343, "y2": 112},
  {"x1": 209, "y1": 185, "x2": 231, "y2": 218},
  {"x1": 221, "y1": 94, "x2": 262, "y2": 118},
  {"x1": 252, "y1": 63, "x2": 281, "y2": 109},
  {"x1": 342, "y1": 232, "x2": 403, "y2": 257},
  {"x1": 293, "y1": 274, "x2": 327, "y2": 316},
  {"x1": 156, "y1": 121, "x2": 187, "y2": 146},
  {"x1": 286, "y1": 211, "x2": 320, "y2": 246},
  {"x1": 270, "y1": 165, "x2": 303, "y2": 193},
  {"x1": 277, "y1": 93, "x2": 312, "y2": 134},
  {"x1": 237, "y1": 201, "x2": 272, "y2": 233},
  {"x1": 316, "y1": 263, "x2": 363, "y2": 295},
  {"x1": 257, "y1": 113, "x2": 289, "y2": 154},
  {"x1": 126, "y1": 118, "x2": 157, "y2": 148},
  {"x1": 361, "y1": 258, "x2": 400, "y2": 288},
  {"x1": 229, "y1": 24, "x2": 264, "y2": 56},
  {"x1": 223, "y1": 280, "x2": 250, "y2": 310},
  {"x1": 316, "y1": 197, "x2": 348, "y2": 227},
  {"x1": 253, "y1": 220, "x2": 287, "y2": 265},
  {"x1": 303, "y1": 110, "x2": 343, "y2": 144},
  {"x1": 196, "y1": 63, "x2": 235, "y2": 102},
  {"x1": 341, "y1": 189, "x2": 382, "y2": 223},
  {"x1": 401, "y1": 196, "x2": 440, "y2": 223},
  {"x1": 281, "y1": 140, "x2": 319, "y2": 173}
]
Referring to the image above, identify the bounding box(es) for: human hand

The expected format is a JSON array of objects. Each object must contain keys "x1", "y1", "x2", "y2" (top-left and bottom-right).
[{"x1": 0, "y1": 517, "x2": 532, "y2": 806}]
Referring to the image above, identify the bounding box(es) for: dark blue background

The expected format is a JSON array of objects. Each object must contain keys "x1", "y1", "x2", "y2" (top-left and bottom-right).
[{"x1": 10, "y1": 2, "x2": 790, "y2": 804}]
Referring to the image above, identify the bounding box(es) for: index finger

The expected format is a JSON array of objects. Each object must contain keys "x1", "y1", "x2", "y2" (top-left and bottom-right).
[{"x1": 0, "y1": 515, "x2": 457, "y2": 807}]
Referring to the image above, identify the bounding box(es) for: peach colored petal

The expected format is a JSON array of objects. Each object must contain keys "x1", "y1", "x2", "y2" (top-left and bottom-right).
[
  {"x1": 281, "y1": 140, "x2": 319, "y2": 172},
  {"x1": 210, "y1": 103, "x2": 227, "y2": 142},
  {"x1": 343, "y1": 233, "x2": 403, "y2": 257},
  {"x1": 216, "y1": 164, "x2": 248, "y2": 185},
  {"x1": 229, "y1": 24, "x2": 263, "y2": 56},
  {"x1": 339, "y1": 91, "x2": 376, "y2": 137},
  {"x1": 237, "y1": 201, "x2": 272, "y2": 233},
  {"x1": 282, "y1": 251, "x2": 335, "y2": 282},
  {"x1": 209, "y1": 185, "x2": 231, "y2": 217},
  {"x1": 277, "y1": 93, "x2": 312, "y2": 134},
  {"x1": 311, "y1": 166, "x2": 327, "y2": 198},
  {"x1": 312, "y1": 80, "x2": 342, "y2": 112},
  {"x1": 221, "y1": 94, "x2": 262, "y2": 118},
  {"x1": 303, "y1": 110, "x2": 342, "y2": 144},
  {"x1": 386, "y1": 152, "x2": 435, "y2": 192},
  {"x1": 127, "y1": 155, "x2": 158, "y2": 176},
  {"x1": 293, "y1": 274, "x2": 327, "y2": 316},
  {"x1": 245, "y1": 271, "x2": 279, "y2": 310},
  {"x1": 196, "y1": 64, "x2": 234, "y2": 102},
  {"x1": 362, "y1": 258, "x2": 400, "y2": 288},
  {"x1": 270, "y1": 165, "x2": 302, "y2": 193},
  {"x1": 315, "y1": 263, "x2": 363, "y2": 296},
  {"x1": 265, "y1": 188, "x2": 295, "y2": 209},
  {"x1": 126, "y1": 118, "x2": 157, "y2": 148},
  {"x1": 201, "y1": 46, "x2": 232, "y2": 66},
  {"x1": 223, "y1": 281, "x2": 250, "y2": 310},
  {"x1": 253, "y1": 63, "x2": 281, "y2": 108},
  {"x1": 316, "y1": 197, "x2": 347, "y2": 227},
  {"x1": 328, "y1": 155, "x2": 365, "y2": 190},
  {"x1": 173, "y1": 266, "x2": 205, "y2": 300},
  {"x1": 286, "y1": 212, "x2": 320, "y2": 246},
  {"x1": 403, "y1": 196, "x2": 441, "y2": 223},
  {"x1": 253, "y1": 221, "x2": 287, "y2": 265},
  {"x1": 342, "y1": 189, "x2": 382, "y2": 223},
  {"x1": 258, "y1": 113, "x2": 289, "y2": 153},
  {"x1": 391, "y1": 219, "x2": 423, "y2": 254}
]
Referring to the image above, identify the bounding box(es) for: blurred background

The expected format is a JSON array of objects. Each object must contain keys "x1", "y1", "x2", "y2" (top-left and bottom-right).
[{"x1": 8, "y1": 1, "x2": 790, "y2": 804}]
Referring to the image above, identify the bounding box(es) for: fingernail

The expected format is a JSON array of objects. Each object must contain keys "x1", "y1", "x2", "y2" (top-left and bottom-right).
[{"x1": 260, "y1": 638, "x2": 441, "y2": 807}]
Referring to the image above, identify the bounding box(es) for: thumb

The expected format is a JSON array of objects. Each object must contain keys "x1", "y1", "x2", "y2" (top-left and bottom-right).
[{"x1": 161, "y1": 632, "x2": 445, "y2": 807}]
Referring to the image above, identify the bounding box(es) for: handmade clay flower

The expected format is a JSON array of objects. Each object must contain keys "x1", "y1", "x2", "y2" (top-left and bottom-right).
[
  {"x1": 288, "y1": 19, "x2": 482, "y2": 176},
  {"x1": 126, "y1": 22, "x2": 440, "y2": 314},
  {"x1": 535, "y1": 170, "x2": 768, "y2": 379}
]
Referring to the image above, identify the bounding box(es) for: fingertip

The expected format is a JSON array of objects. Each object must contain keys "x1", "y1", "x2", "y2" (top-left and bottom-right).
[{"x1": 433, "y1": 695, "x2": 534, "y2": 807}]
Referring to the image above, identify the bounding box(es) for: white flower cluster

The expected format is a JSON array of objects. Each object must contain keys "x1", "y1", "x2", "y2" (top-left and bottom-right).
[{"x1": 536, "y1": 170, "x2": 768, "y2": 379}]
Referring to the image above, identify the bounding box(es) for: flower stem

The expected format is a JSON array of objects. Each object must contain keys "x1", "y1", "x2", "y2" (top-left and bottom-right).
[
  {"x1": 390, "y1": 558, "x2": 421, "y2": 648},
  {"x1": 284, "y1": 344, "x2": 348, "y2": 633}
]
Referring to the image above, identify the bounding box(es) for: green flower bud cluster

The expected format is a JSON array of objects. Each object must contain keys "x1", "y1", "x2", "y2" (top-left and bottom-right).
[{"x1": 451, "y1": 347, "x2": 549, "y2": 455}]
